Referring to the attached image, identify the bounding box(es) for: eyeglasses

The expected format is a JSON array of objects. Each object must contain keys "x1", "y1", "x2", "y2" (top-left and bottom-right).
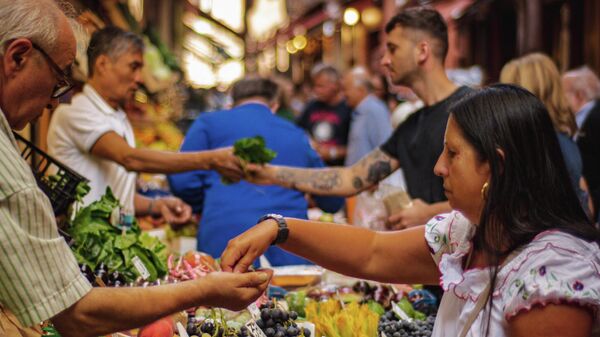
[{"x1": 31, "y1": 43, "x2": 74, "y2": 98}]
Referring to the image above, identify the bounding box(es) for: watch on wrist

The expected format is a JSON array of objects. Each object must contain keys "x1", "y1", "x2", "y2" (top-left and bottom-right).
[{"x1": 257, "y1": 213, "x2": 289, "y2": 246}]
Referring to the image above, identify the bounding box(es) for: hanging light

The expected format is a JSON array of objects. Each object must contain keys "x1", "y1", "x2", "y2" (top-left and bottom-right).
[
  {"x1": 343, "y1": 7, "x2": 360, "y2": 26},
  {"x1": 361, "y1": 7, "x2": 383, "y2": 31}
]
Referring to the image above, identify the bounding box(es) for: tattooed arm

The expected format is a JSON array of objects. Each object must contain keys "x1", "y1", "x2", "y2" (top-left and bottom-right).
[{"x1": 246, "y1": 149, "x2": 400, "y2": 196}]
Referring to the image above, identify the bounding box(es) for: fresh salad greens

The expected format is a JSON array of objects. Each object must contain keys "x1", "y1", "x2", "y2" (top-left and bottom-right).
[
  {"x1": 222, "y1": 136, "x2": 277, "y2": 184},
  {"x1": 233, "y1": 136, "x2": 277, "y2": 164},
  {"x1": 67, "y1": 187, "x2": 168, "y2": 282}
]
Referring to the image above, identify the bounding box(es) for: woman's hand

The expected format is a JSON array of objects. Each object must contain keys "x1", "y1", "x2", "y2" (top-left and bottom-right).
[
  {"x1": 196, "y1": 270, "x2": 273, "y2": 311},
  {"x1": 220, "y1": 219, "x2": 279, "y2": 273}
]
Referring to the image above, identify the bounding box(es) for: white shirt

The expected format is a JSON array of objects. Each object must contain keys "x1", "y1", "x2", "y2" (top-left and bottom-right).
[
  {"x1": 48, "y1": 84, "x2": 137, "y2": 210},
  {"x1": 425, "y1": 211, "x2": 600, "y2": 337}
]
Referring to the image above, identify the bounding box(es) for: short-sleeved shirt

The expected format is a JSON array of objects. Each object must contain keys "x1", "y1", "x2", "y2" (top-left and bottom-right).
[
  {"x1": 345, "y1": 94, "x2": 392, "y2": 166},
  {"x1": 48, "y1": 84, "x2": 137, "y2": 210},
  {"x1": 168, "y1": 103, "x2": 344, "y2": 265},
  {"x1": 380, "y1": 87, "x2": 472, "y2": 203},
  {"x1": 0, "y1": 108, "x2": 91, "y2": 326},
  {"x1": 297, "y1": 99, "x2": 352, "y2": 166},
  {"x1": 425, "y1": 211, "x2": 600, "y2": 337}
]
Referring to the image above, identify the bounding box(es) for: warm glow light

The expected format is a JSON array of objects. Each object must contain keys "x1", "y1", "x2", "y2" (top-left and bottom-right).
[
  {"x1": 323, "y1": 21, "x2": 336, "y2": 37},
  {"x1": 292, "y1": 35, "x2": 307, "y2": 50},
  {"x1": 343, "y1": 8, "x2": 360, "y2": 26},
  {"x1": 247, "y1": 0, "x2": 289, "y2": 41},
  {"x1": 210, "y1": 0, "x2": 244, "y2": 33},
  {"x1": 128, "y1": 0, "x2": 144, "y2": 22},
  {"x1": 217, "y1": 60, "x2": 244, "y2": 85},
  {"x1": 194, "y1": 0, "x2": 244, "y2": 32},
  {"x1": 183, "y1": 13, "x2": 245, "y2": 59},
  {"x1": 361, "y1": 7, "x2": 382, "y2": 30},
  {"x1": 277, "y1": 41, "x2": 289, "y2": 72},
  {"x1": 183, "y1": 51, "x2": 216, "y2": 88},
  {"x1": 286, "y1": 40, "x2": 298, "y2": 54}
]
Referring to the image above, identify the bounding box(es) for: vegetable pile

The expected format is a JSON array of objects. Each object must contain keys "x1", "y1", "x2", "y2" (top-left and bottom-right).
[{"x1": 67, "y1": 187, "x2": 168, "y2": 283}]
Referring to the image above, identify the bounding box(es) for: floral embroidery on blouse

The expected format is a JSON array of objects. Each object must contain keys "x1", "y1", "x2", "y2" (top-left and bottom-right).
[{"x1": 424, "y1": 211, "x2": 600, "y2": 321}]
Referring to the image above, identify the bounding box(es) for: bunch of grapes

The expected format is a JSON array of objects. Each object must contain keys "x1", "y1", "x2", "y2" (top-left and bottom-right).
[
  {"x1": 186, "y1": 316, "x2": 243, "y2": 337},
  {"x1": 255, "y1": 301, "x2": 310, "y2": 337},
  {"x1": 79, "y1": 263, "x2": 127, "y2": 287},
  {"x1": 378, "y1": 311, "x2": 435, "y2": 337}
]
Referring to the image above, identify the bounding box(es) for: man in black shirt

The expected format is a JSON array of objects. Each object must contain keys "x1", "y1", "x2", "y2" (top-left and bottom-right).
[
  {"x1": 246, "y1": 7, "x2": 471, "y2": 229},
  {"x1": 297, "y1": 64, "x2": 352, "y2": 166}
]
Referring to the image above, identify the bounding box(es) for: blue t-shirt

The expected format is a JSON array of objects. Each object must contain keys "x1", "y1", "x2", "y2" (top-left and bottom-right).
[{"x1": 168, "y1": 103, "x2": 344, "y2": 266}]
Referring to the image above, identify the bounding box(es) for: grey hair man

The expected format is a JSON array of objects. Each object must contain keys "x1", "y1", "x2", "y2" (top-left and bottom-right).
[
  {"x1": 47, "y1": 26, "x2": 245, "y2": 224},
  {"x1": 0, "y1": 1, "x2": 271, "y2": 336},
  {"x1": 341, "y1": 67, "x2": 392, "y2": 166},
  {"x1": 563, "y1": 66, "x2": 600, "y2": 219}
]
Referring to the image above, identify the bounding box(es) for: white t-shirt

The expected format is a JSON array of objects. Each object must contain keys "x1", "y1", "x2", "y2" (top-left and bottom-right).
[
  {"x1": 425, "y1": 211, "x2": 600, "y2": 337},
  {"x1": 47, "y1": 84, "x2": 137, "y2": 210}
]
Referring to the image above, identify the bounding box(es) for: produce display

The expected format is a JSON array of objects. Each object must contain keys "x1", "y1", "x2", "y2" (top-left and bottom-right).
[
  {"x1": 305, "y1": 299, "x2": 379, "y2": 337},
  {"x1": 378, "y1": 310, "x2": 435, "y2": 337},
  {"x1": 67, "y1": 188, "x2": 168, "y2": 283}
]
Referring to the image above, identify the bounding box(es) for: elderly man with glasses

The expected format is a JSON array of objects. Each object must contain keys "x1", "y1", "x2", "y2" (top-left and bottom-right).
[{"x1": 0, "y1": 1, "x2": 271, "y2": 336}]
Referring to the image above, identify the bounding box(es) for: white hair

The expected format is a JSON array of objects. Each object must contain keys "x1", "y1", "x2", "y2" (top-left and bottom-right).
[
  {"x1": 0, "y1": 0, "x2": 71, "y2": 54},
  {"x1": 564, "y1": 66, "x2": 600, "y2": 101},
  {"x1": 347, "y1": 66, "x2": 374, "y2": 91}
]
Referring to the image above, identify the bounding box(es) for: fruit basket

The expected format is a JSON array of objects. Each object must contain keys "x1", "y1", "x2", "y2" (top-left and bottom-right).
[{"x1": 13, "y1": 132, "x2": 89, "y2": 216}]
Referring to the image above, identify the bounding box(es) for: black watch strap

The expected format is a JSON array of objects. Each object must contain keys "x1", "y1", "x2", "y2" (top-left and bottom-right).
[{"x1": 258, "y1": 213, "x2": 289, "y2": 246}]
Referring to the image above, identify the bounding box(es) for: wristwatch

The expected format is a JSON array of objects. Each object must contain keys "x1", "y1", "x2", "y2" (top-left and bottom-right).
[{"x1": 257, "y1": 213, "x2": 289, "y2": 246}]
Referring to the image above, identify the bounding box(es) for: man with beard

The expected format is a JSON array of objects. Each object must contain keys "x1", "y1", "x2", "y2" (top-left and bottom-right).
[{"x1": 245, "y1": 7, "x2": 472, "y2": 229}]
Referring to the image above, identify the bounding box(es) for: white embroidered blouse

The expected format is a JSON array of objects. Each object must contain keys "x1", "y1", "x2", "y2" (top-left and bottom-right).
[{"x1": 425, "y1": 211, "x2": 600, "y2": 337}]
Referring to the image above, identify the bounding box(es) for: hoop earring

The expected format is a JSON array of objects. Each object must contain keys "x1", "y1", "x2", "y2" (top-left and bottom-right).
[{"x1": 481, "y1": 182, "x2": 489, "y2": 200}]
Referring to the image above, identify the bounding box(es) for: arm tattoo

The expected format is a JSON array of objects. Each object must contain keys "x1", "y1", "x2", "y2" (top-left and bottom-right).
[
  {"x1": 367, "y1": 161, "x2": 392, "y2": 184},
  {"x1": 353, "y1": 177, "x2": 364, "y2": 190},
  {"x1": 275, "y1": 168, "x2": 342, "y2": 192},
  {"x1": 308, "y1": 170, "x2": 341, "y2": 191}
]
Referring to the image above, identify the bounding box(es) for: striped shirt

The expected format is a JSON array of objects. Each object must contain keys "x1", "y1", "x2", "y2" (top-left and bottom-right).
[{"x1": 0, "y1": 108, "x2": 91, "y2": 327}]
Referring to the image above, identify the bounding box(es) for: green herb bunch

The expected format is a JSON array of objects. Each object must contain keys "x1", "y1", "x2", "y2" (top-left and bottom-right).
[{"x1": 222, "y1": 136, "x2": 277, "y2": 184}]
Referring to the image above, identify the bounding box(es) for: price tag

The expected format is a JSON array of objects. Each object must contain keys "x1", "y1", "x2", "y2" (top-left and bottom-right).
[
  {"x1": 176, "y1": 322, "x2": 190, "y2": 337},
  {"x1": 247, "y1": 302, "x2": 261, "y2": 320},
  {"x1": 296, "y1": 321, "x2": 315, "y2": 337},
  {"x1": 391, "y1": 301, "x2": 412, "y2": 322},
  {"x1": 132, "y1": 256, "x2": 150, "y2": 280},
  {"x1": 244, "y1": 320, "x2": 268, "y2": 337},
  {"x1": 110, "y1": 207, "x2": 121, "y2": 226}
]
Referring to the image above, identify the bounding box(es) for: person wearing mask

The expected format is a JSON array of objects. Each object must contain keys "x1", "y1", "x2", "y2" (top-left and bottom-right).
[
  {"x1": 168, "y1": 77, "x2": 343, "y2": 265},
  {"x1": 0, "y1": 1, "x2": 271, "y2": 336},
  {"x1": 48, "y1": 27, "x2": 244, "y2": 224},
  {"x1": 563, "y1": 66, "x2": 600, "y2": 220}
]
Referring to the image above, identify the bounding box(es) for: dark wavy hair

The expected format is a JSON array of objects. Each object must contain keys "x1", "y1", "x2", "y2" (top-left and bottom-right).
[{"x1": 450, "y1": 84, "x2": 598, "y2": 335}]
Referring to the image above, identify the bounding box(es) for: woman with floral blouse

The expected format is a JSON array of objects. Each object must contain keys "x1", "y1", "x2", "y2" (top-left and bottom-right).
[{"x1": 221, "y1": 84, "x2": 600, "y2": 337}]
